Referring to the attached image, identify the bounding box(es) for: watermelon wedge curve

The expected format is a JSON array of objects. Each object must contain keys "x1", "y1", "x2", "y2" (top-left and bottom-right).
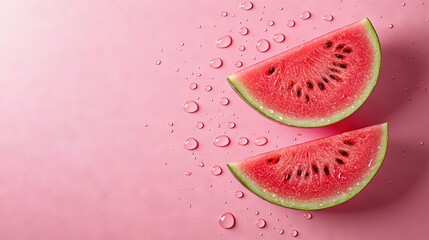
[
  {"x1": 227, "y1": 123, "x2": 388, "y2": 210},
  {"x1": 227, "y1": 18, "x2": 381, "y2": 127}
]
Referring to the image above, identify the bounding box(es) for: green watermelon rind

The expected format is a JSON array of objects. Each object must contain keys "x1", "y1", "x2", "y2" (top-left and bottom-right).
[
  {"x1": 227, "y1": 18, "x2": 381, "y2": 127},
  {"x1": 227, "y1": 123, "x2": 388, "y2": 210}
]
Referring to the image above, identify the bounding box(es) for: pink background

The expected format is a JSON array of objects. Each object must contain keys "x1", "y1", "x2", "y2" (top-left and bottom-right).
[{"x1": 0, "y1": 0, "x2": 428, "y2": 239}]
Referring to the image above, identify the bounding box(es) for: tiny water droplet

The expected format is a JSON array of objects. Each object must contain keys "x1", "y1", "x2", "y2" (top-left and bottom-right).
[
  {"x1": 239, "y1": 27, "x2": 249, "y2": 36},
  {"x1": 300, "y1": 11, "x2": 311, "y2": 20},
  {"x1": 213, "y1": 135, "x2": 230, "y2": 147},
  {"x1": 220, "y1": 97, "x2": 230, "y2": 106},
  {"x1": 239, "y1": 1, "x2": 253, "y2": 10},
  {"x1": 401, "y1": 3, "x2": 405, "y2": 6},
  {"x1": 189, "y1": 83, "x2": 198, "y2": 90},
  {"x1": 216, "y1": 35, "x2": 233, "y2": 48},
  {"x1": 227, "y1": 122, "x2": 236, "y2": 129},
  {"x1": 278, "y1": 229, "x2": 284, "y2": 235},
  {"x1": 196, "y1": 121, "x2": 204, "y2": 129},
  {"x1": 220, "y1": 11, "x2": 228, "y2": 17},
  {"x1": 209, "y1": 58, "x2": 223, "y2": 68},
  {"x1": 419, "y1": 141, "x2": 424, "y2": 145},
  {"x1": 388, "y1": 24, "x2": 393, "y2": 28},
  {"x1": 290, "y1": 229, "x2": 298, "y2": 237},
  {"x1": 234, "y1": 191, "x2": 244, "y2": 198},
  {"x1": 235, "y1": 61, "x2": 243, "y2": 68},
  {"x1": 259, "y1": 233, "x2": 263, "y2": 236},
  {"x1": 219, "y1": 212, "x2": 235, "y2": 229},
  {"x1": 304, "y1": 212, "x2": 312, "y2": 219},
  {"x1": 273, "y1": 33, "x2": 285, "y2": 43},
  {"x1": 322, "y1": 15, "x2": 334, "y2": 21},
  {"x1": 183, "y1": 100, "x2": 199, "y2": 113},
  {"x1": 255, "y1": 137, "x2": 268, "y2": 146},
  {"x1": 266, "y1": 20, "x2": 275, "y2": 26},
  {"x1": 169, "y1": 129, "x2": 173, "y2": 133},
  {"x1": 179, "y1": 42, "x2": 184, "y2": 46},
  {"x1": 184, "y1": 138, "x2": 198, "y2": 150},
  {"x1": 196, "y1": 73, "x2": 201, "y2": 77},
  {"x1": 204, "y1": 85, "x2": 212, "y2": 92},
  {"x1": 254, "y1": 210, "x2": 259, "y2": 215},
  {"x1": 211, "y1": 165, "x2": 223, "y2": 175},
  {"x1": 286, "y1": 19, "x2": 296, "y2": 27},
  {"x1": 238, "y1": 137, "x2": 249, "y2": 146},
  {"x1": 256, "y1": 219, "x2": 266, "y2": 228},
  {"x1": 238, "y1": 45, "x2": 246, "y2": 51},
  {"x1": 293, "y1": 137, "x2": 297, "y2": 141},
  {"x1": 279, "y1": 7, "x2": 283, "y2": 10},
  {"x1": 184, "y1": 171, "x2": 192, "y2": 176},
  {"x1": 256, "y1": 39, "x2": 270, "y2": 52},
  {"x1": 197, "y1": 161, "x2": 204, "y2": 167},
  {"x1": 155, "y1": 59, "x2": 161, "y2": 65}
]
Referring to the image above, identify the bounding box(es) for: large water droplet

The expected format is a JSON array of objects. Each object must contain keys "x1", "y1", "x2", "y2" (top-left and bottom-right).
[
  {"x1": 183, "y1": 100, "x2": 199, "y2": 113},
  {"x1": 219, "y1": 212, "x2": 235, "y2": 229},
  {"x1": 238, "y1": 137, "x2": 249, "y2": 146},
  {"x1": 239, "y1": 27, "x2": 249, "y2": 36},
  {"x1": 220, "y1": 97, "x2": 230, "y2": 106},
  {"x1": 286, "y1": 19, "x2": 296, "y2": 27},
  {"x1": 213, "y1": 135, "x2": 230, "y2": 147},
  {"x1": 290, "y1": 229, "x2": 298, "y2": 237},
  {"x1": 211, "y1": 165, "x2": 223, "y2": 175},
  {"x1": 204, "y1": 85, "x2": 212, "y2": 92},
  {"x1": 209, "y1": 58, "x2": 223, "y2": 68},
  {"x1": 216, "y1": 35, "x2": 233, "y2": 48},
  {"x1": 189, "y1": 83, "x2": 198, "y2": 90},
  {"x1": 255, "y1": 137, "x2": 268, "y2": 146},
  {"x1": 266, "y1": 20, "x2": 275, "y2": 26},
  {"x1": 184, "y1": 138, "x2": 198, "y2": 150},
  {"x1": 196, "y1": 121, "x2": 204, "y2": 129},
  {"x1": 322, "y1": 15, "x2": 334, "y2": 21},
  {"x1": 304, "y1": 212, "x2": 312, "y2": 219},
  {"x1": 256, "y1": 219, "x2": 266, "y2": 228},
  {"x1": 234, "y1": 191, "x2": 244, "y2": 198},
  {"x1": 300, "y1": 11, "x2": 311, "y2": 20},
  {"x1": 227, "y1": 121, "x2": 236, "y2": 129},
  {"x1": 239, "y1": 1, "x2": 253, "y2": 10},
  {"x1": 273, "y1": 33, "x2": 285, "y2": 43},
  {"x1": 235, "y1": 61, "x2": 243, "y2": 68},
  {"x1": 220, "y1": 11, "x2": 228, "y2": 17},
  {"x1": 256, "y1": 39, "x2": 270, "y2": 52}
]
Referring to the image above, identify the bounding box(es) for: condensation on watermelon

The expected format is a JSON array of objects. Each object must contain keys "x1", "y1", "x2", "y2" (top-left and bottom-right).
[
  {"x1": 227, "y1": 123, "x2": 388, "y2": 210},
  {"x1": 227, "y1": 18, "x2": 381, "y2": 127}
]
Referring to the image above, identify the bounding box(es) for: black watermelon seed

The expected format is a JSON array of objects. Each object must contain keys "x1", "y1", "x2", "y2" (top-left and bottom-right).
[
  {"x1": 326, "y1": 42, "x2": 332, "y2": 48},
  {"x1": 318, "y1": 82, "x2": 325, "y2": 90},
  {"x1": 268, "y1": 68, "x2": 275, "y2": 74},
  {"x1": 339, "y1": 150, "x2": 349, "y2": 157},
  {"x1": 267, "y1": 159, "x2": 273, "y2": 163},
  {"x1": 344, "y1": 140, "x2": 355, "y2": 146},
  {"x1": 285, "y1": 174, "x2": 291, "y2": 180},
  {"x1": 336, "y1": 54, "x2": 344, "y2": 59},
  {"x1": 297, "y1": 169, "x2": 302, "y2": 176},
  {"x1": 329, "y1": 68, "x2": 339, "y2": 73},
  {"x1": 338, "y1": 45, "x2": 344, "y2": 49},
  {"x1": 304, "y1": 172, "x2": 309, "y2": 179},
  {"x1": 344, "y1": 49, "x2": 352, "y2": 53},
  {"x1": 275, "y1": 158, "x2": 280, "y2": 163},
  {"x1": 307, "y1": 82, "x2": 313, "y2": 89},
  {"x1": 329, "y1": 74, "x2": 337, "y2": 80},
  {"x1": 305, "y1": 95, "x2": 310, "y2": 103},
  {"x1": 336, "y1": 158, "x2": 344, "y2": 164},
  {"x1": 324, "y1": 166, "x2": 330, "y2": 175},
  {"x1": 322, "y1": 78, "x2": 329, "y2": 83},
  {"x1": 312, "y1": 165, "x2": 319, "y2": 173},
  {"x1": 339, "y1": 64, "x2": 347, "y2": 68},
  {"x1": 297, "y1": 90, "x2": 301, "y2": 97}
]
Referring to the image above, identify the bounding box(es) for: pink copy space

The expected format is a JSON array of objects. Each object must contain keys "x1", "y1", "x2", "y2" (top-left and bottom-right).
[{"x1": 0, "y1": 1, "x2": 428, "y2": 239}]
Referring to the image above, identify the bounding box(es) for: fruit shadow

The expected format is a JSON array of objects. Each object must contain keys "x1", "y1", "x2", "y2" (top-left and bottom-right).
[
  {"x1": 315, "y1": 44, "x2": 424, "y2": 135},
  {"x1": 323, "y1": 140, "x2": 428, "y2": 213}
]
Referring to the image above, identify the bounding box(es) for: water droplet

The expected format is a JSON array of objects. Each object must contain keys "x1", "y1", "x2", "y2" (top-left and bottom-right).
[
  {"x1": 227, "y1": 122, "x2": 236, "y2": 129},
  {"x1": 220, "y1": 11, "x2": 228, "y2": 17},
  {"x1": 184, "y1": 171, "x2": 192, "y2": 176},
  {"x1": 401, "y1": 3, "x2": 405, "y2": 6},
  {"x1": 189, "y1": 83, "x2": 198, "y2": 90},
  {"x1": 273, "y1": 33, "x2": 285, "y2": 43},
  {"x1": 290, "y1": 229, "x2": 298, "y2": 237},
  {"x1": 213, "y1": 135, "x2": 230, "y2": 147},
  {"x1": 256, "y1": 39, "x2": 270, "y2": 52},
  {"x1": 234, "y1": 191, "x2": 244, "y2": 198},
  {"x1": 388, "y1": 24, "x2": 393, "y2": 28},
  {"x1": 256, "y1": 219, "x2": 266, "y2": 228},
  {"x1": 322, "y1": 15, "x2": 334, "y2": 21},
  {"x1": 202, "y1": 86, "x2": 212, "y2": 93},
  {"x1": 155, "y1": 59, "x2": 161, "y2": 65},
  {"x1": 239, "y1": 1, "x2": 253, "y2": 10},
  {"x1": 219, "y1": 212, "x2": 235, "y2": 229},
  {"x1": 419, "y1": 141, "x2": 424, "y2": 145},
  {"x1": 238, "y1": 137, "x2": 249, "y2": 146},
  {"x1": 196, "y1": 73, "x2": 201, "y2": 77},
  {"x1": 209, "y1": 58, "x2": 223, "y2": 68},
  {"x1": 235, "y1": 61, "x2": 243, "y2": 68},
  {"x1": 196, "y1": 121, "x2": 204, "y2": 129},
  {"x1": 183, "y1": 100, "x2": 199, "y2": 113},
  {"x1": 238, "y1": 45, "x2": 246, "y2": 51},
  {"x1": 216, "y1": 35, "x2": 233, "y2": 48},
  {"x1": 254, "y1": 210, "x2": 259, "y2": 215},
  {"x1": 278, "y1": 229, "x2": 285, "y2": 235},
  {"x1": 169, "y1": 129, "x2": 173, "y2": 133},
  {"x1": 197, "y1": 161, "x2": 204, "y2": 167},
  {"x1": 168, "y1": 122, "x2": 174, "y2": 126},
  {"x1": 266, "y1": 20, "x2": 275, "y2": 26},
  {"x1": 304, "y1": 212, "x2": 312, "y2": 219},
  {"x1": 255, "y1": 137, "x2": 268, "y2": 146},
  {"x1": 286, "y1": 19, "x2": 296, "y2": 27},
  {"x1": 211, "y1": 165, "x2": 223, "y2": 175},
  {"x1": 184, "y1": 138, "x2": 198, "y2": 150},
  {"x1": 220, "y1": 97, "x2": 230, "y2": 106},
  {"x1": 239, "y1": 27, "x2": 249, "y2": 36},
  {"x1": 300, "y1": 11, "x2": 311, "y2": 20}
]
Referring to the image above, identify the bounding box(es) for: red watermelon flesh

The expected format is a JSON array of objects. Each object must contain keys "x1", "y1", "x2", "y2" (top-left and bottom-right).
[
  {"x1": 227, "y1": 18, "x2": 381, "y2": 127},
  {"x1": 227, "y1": 123, "x2": 388, "y2": 210}
]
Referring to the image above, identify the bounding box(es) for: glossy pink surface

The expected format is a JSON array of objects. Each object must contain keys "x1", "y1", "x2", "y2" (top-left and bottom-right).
[{"x1": 0, "y1": 1, "x2": 428, "y2": 239}]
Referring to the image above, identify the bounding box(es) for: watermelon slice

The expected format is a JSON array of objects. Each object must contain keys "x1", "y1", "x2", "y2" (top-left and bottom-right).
[
  {"x1": 227, "y1": 18, "x2": 381, "y2": 127},
  {"x1": 227, "y1": 123, "x2": 388, "y2": 210}
]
